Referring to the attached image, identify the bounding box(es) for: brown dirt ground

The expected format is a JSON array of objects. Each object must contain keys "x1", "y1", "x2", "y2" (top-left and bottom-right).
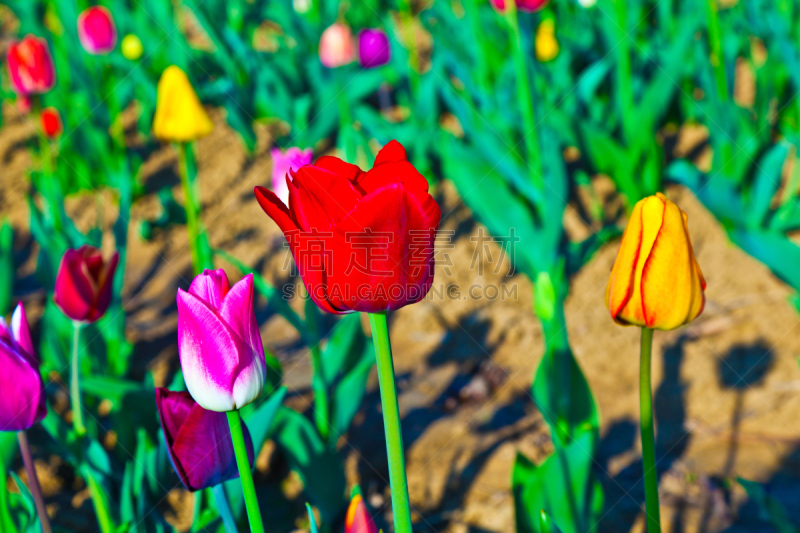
[{"x1": 2, "y1": 100, "x2": 800, "y2": 533}]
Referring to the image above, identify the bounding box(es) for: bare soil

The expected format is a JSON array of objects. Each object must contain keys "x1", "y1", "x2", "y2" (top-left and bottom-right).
[{"x1": 2, "y1": 103, "x2": 800, "y2": 533}]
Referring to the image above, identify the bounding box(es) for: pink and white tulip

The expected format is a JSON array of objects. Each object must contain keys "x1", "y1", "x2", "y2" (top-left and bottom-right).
[
  {"x1": 77, "y1": 6, "x2": 118, "y2": 55},
  {"x1": 176, "y1": 270, "x2": 265, "y2": 412},
  {"x1": 0, "y1": 303, "x2": 47, "y2": 431},
  {"x1": 270, "y1": 147, "x2": 313, "y2": 205}
]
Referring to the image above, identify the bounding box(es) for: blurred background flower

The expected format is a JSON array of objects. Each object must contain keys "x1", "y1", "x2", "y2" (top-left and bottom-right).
[
  {"x1": 77, "y1": 6, "x2": 117, "y2": 55},
  {"x1": 358, "y1": 28, "x2": 391, "y2": 68},
  {"x1": 319, "y1": 23, "x2": 355, "y2": 68},
  {"x1": 6, "y1": 35, "x2": 55, "y2": 95}
]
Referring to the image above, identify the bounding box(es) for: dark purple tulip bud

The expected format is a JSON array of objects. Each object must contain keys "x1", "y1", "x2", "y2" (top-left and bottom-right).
[
  {"x1": 155, "y1": 388, "x2": 255, "y2": 491},
  {"x1": 358, "y1": 29, "x2": 391, "y2": 69}
]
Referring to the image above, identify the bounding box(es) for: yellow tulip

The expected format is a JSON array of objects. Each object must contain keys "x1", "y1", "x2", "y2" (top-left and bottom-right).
[
  {"x1": 535, "y1": 19, "x2": 559, "y2": 62},
  {"x1": 121, "y1": 34, "x2": 143, "y2": 60},
  {"x1": 153, "y1": 66, "x2": 213, "y2": 143},
  {"x1": 605, "y1": 193, "x2": 705, "y2": 330}
]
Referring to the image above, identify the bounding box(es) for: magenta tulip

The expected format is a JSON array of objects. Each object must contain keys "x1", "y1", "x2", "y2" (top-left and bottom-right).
[
  {"x1": 271, "y1": 147, "x2": 313, "y2": 205},
  {"x1": 358, "y1": 29, "x2": 391, "y2": 68},
  {"x1": 0, "y1": 304, "x2": 47, "y2": 431},
  {"x1": 54, "y1": 246, "x2": 119, "y2": 324},
  {"x1": 490, "y1": 0, "x2": 550, "y2": 12},
  {"x1": 77, "y1": 6, "x2": 117, "y2": 55},
  {"x1": 156, "y1": 388, "x2": 254, "y2": 491},
  {"x1": 176, "y1": 270, "x2": 265, "y2": 412},
  {"x1": 6, "y1": 35, "x2": 56, "y2": 95}
]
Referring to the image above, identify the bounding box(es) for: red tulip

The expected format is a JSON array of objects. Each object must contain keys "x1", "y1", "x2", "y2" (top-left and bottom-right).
[
  {"x1": 345, "y1": 492, "x2": 378, "y2": 533},
  {"x1": 155, "y1": 388, "x2": 255, "y2": 491},
  {"x1": 6, "y1": 35, "x2": 56, "y2": 95},
  {"x1": 54, "y1": 246, "x2": 119, "y2": 323},
  {"x1": 0, "y1": 304, "x2": 47, "y2": 431},
  {"x1": 490, "y1": 0, "x2": 550, "y2": 12},
  {"x1": 77, "y1": 6, "x2": 117, "y2": 55},
  {"x1": 40, "y1": 107, "x2": 63, "y2": 139},
  {"x1": 255, "y1": 140, "x2": 440, "y2": 314}
]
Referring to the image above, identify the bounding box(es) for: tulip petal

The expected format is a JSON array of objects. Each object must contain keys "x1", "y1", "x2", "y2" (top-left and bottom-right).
[
  {"x1": 176, "y1": 289, "x2": 251, "y2": 411},
  {"x1": 54, "y1": 249, "x2": 95, "y2": 322},
  {"x1": 606, "y1": 200, "x2": 643, "y2": 323},
  {"x1": 373, "y1": 140, "x2": 407, "y2": 165},
  {"x1": 290, "y1": 165, "x2": 363, "y2": 232},
  {"x1": 0, "y1": 343, "x2": 45, "y2": 431},
  {"x1": 314, "y1": 155, "x2": 363, "y2": 182},
  {"x1": 90, "y1": 251, "x2": 119, "y2": 322},
  {"x1": 254, "y1": 186, "x2": 298, "y2": 234},
  {"x1": 328, "y1": 183, "x2": 441, "y2": 313},
  {"x1": 189, "y1": 269, "x2": 231, "y2": 311},
  {"x1": 219, "y1": 275, "x2": 266, "y2": 410},
  {"x1": 10, "y1": 303, "x2": 34, "y2": 361},
  {"x1": 356, "y1": 160, "x2": 429, "y2": 195}
]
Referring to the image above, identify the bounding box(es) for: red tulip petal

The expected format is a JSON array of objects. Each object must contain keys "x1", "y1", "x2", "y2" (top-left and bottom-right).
[
  {"x1": 90, "y1": 251, "x2": 119, "y2": 322},
  {"x1": 54, "y1": 249, "x2": 95, "y2": 322},
  {"x1": 254, "y1": 185, "x2": 299, "y2": 235},
  {"x1": 356, "y1": 160, "x2": 429, "y2": 195},
  {"x1": 289, "y1": 165, "x2": 362, "y2": 232},
  {"x1": 373, "y1": 140, "x2": 407, "y2": 165},
  {"x1": 314, "y1": 155, "x2": 363, "y2": 182}
]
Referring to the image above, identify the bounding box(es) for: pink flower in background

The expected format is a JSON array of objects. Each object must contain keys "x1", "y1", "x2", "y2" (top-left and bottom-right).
[
  {"x1": 54, "y1": 246, "x2": 119, "y2": 324},
  {"x1": 345, "y1": 492, "x2": 378, "y2": 533},
  {"x1": 319, "y1": 23, "x2": 355, "y2": 68},
  {"x1": 270, "y1": 147, "x2": 313, "y2": 205},
  {"x1": 0, "y1": 304, "x2": 47, "y2": 431},
  {"x1": 6, "y1": 35, "x2": 55, "y2": 95},
  {"x1": 78, "y1": 6, "x2": 118, "y2": 54},
  {"x1": 490, "y1": 0, "x2": 550, "y2": 12},
  {"x1": 176, "y1": 270, "x2": 265, "y2": 412},
  {"x1": 156, "y1": 388, "x2": 254, "y2": 491},
  {"x1": 358, "y1": 29, "x2": 391, "y2": 68}
]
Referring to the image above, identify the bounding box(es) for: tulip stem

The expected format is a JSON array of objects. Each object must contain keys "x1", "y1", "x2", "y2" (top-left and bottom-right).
[
  {"x1": 211, "y1": 484, "x2": 238, "y2": 533},
  {"x1": 503, "y1": 2, "x2": 543, "y2": 190},
  {"x1": 706, "y1": 0, "x2": 728, "y2": 101},
  {"x1": 367, "y1": 312, "x2": 412, "y2": 533},
  {"x1": 17, "y1": 431, "x2": 52, "y2": 533},
  {"x1": 639, "y1": 328, "x2": 661, "y2": 533},
  {"x1": 84, "y1": 469, "x2": 115, "y2": 533},
  {"x1": 71, "y1": 322, "x2": 86, "y2": 436},
  {"x1": 310, "y1": 344, "x2": 331, "y2": 442},
  {"x1": 615, "y1": 0, "x2": 635, "y2": 147},
  {"x1": 178, "y1": 142, "x2": 213, "y2": 275},
  {"x1": 227, "y1": 410, "x2": 264, "y2": 533}
]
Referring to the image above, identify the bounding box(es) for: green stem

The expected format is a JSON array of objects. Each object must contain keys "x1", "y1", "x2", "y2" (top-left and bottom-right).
[
  {"x1": 367, "y1": 312, "x2": 412, "y2": 533},
  {"x1": 309, "y1": 344, "x2": 331, "y2": 442},
  {"x1": 706, "y1": 0, "x2": 728, "y2": 101},
  {"x1": 503, "y1": 2, "x2": 543, "y2": 189},
  {"x1": 211, "y1": 484, "x2": 238, "y2": 533},
  {"x1": 32, "y1": 97, "x2": 61, "y2": 232},
  {"x1": 85, "y1": 470, "x2": 115, "y2": 533},
  {"x1": 639, "y1": 328, "x2": 661, "y2": 533},
  {"x1": 336, "y1": 82, "x2": 355, "y2": 164},
  {"x1": 615, "y1": 0, "x2": 635, "y2": 146},
  {"x1": 399, "y1": 0, "x2": 420, "y2": 93},
  {"x1": 17, "y1": 431, "x2": 52, "y2": 533},
  {"x1": 227, "y1": 410, "x2": 264, "y2": 533},
  {"x1": 71, "y1": 322, "x2": 86, "y2": 436},
  {"x1": 178, "y1": 142, "x2": 211, "y2": 274}
]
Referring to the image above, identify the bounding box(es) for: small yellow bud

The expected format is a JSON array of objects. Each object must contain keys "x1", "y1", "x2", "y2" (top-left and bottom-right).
[
  {"x1": 121, "y1": 34, "x2": 143, "y2": 60},
  {"x1": 153, "y1": 66, "x2": 213, "y2": 143},
  {"x1": 535, "y1": 19, "x2": 559, "y2": 62}
]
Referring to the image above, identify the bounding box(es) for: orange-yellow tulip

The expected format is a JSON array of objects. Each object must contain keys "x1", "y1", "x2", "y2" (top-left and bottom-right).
[
  {"x1": 153, "y1": 66, "x2": 213, "y2": 143},
  {"x1": 606, "y1": 193, "x2": 705, "y2": 330}
]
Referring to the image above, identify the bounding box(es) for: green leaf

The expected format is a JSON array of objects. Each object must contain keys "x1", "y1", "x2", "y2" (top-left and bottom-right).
[
  {"x1": 747, "y1": 143, "x2": 789, "y2": 229},
  {"x1": 729, "y1": 228, "x2": 800, "y2": 292},
  {"x1": 241, "y1": 386, "x2": 287, "y2": 457},
  {"x1": 0, "y1": 221, "x2": 13, "y2": 315},
  {"x1": 330, "y1": 342, "x2": 374, "y2": 437},
  {"x1": 306, "y1": 503, "x2": 320, "y2": 533},
  {"x1": 739, "y1": 478, "x2": 799, "y2": 533}
]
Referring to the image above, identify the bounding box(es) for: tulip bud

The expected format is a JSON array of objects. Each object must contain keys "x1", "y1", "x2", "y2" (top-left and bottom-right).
[
  {"x1": 358, "y1": 29, "x2": 391, "y2": 69},
  {"x1": 121, "y1": 34, "x2": 143, "y2": 60},
  {"x1": 6, "y1": 35, "x2": 56, "y2": 95},
  {"x1": 77, "y1": 6, "x2": 117, "y2": 55},
  {"x1": 153, "y1": 66, "x2": 214, "y2": 143},
  {"x1": 54, "y1": 246, "x2": 119, "y2": 324},
  {"x1": 319, "y1": 23, "x2": 355, "y2": 68},
  {"x1": 535, "y1": 19, "x2": 559, "y2": 62},
  {"x1": 176, "y1": 270, "x2": 266, "y2": 412},
  {"x1": 40, "y1": 107, "x2": 63, "y2": 139},
  {"x1": 0, "y1": 303, "x2": 47, "y2": 431},
  {"x1": 606, "y1": 193, "x2": 706, "y2": 330},
  {"x1": 490, "y1": 0, "x2": 550, "y2": 13},
  {"x1": 156, "y1": 388, "x2": 254, "y2": 491},
  {"x1": 271, "y1": 147, "x2": 313, "y2": 205},
  {"x1": 345, "y1": 492, "x2": 378, "y2": 533}
]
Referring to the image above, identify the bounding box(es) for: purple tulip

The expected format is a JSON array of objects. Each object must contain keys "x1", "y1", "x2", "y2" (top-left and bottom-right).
[
  {"x1": 0, "y1": 303, "x2": 47, "y2": 431},
  {"x1": 270, "y1": 147, "x2": 313, "y2": 205},
  {"x1": 156, "y1": 388, "x2": 255, "y2": 491},
  {"x1": 177, "y1": 270, "x2": 265, "y2": 412},
  {"x1": 358, "y1": 29, "x2": 391, "y2": 69}
]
